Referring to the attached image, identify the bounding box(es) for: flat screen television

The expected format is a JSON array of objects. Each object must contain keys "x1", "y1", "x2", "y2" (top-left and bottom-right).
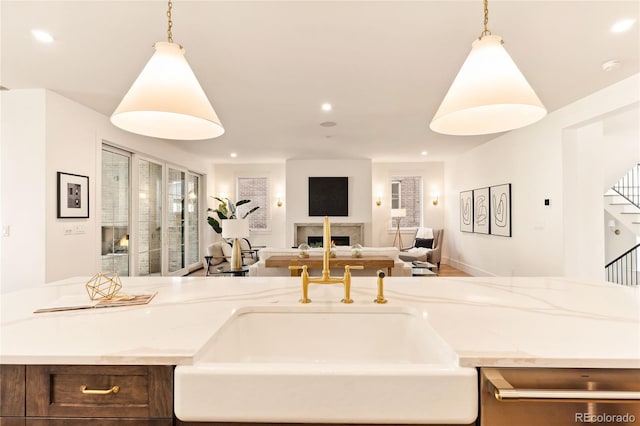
[{"x1": 308, "y1": 177, "x2": 348, "y2": 216}]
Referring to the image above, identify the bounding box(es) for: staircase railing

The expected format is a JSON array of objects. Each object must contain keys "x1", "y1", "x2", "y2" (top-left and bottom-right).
[
  {"x1": 605, "y1": 243, "x2": 640, "y2": 286},
  {"x1": 612, "y1": 163, "x2": 640, "y2": 209}
]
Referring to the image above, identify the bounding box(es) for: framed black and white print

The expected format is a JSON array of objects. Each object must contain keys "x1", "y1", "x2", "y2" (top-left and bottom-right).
[
  {"x1": 490, "y1": 183, "x2": 511, "y2": 237},
  {"x1": 460, "y1": 190, "x2": 473, "y2": 233},
  {"x1": 57, "y1": 172, "x2": 89, "y2": 218},
  {"x1": 473, "y1": 187, "x2": 490, "y2": 234}
]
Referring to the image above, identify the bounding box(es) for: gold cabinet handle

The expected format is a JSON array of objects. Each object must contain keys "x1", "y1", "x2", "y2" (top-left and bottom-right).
[
  {"x1": 484, "y1": 369, "x2": 640, "y2": 401},
  {"x1": 80, "y1": 384, "x2": 120, "y2": 395}
]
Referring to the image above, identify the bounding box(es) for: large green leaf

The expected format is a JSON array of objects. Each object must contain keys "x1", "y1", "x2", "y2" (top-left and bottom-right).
[
  {"x1": 241, "y1": 206, "x2": 260, "y2": 219},
  {"x1": 207, "y1": 216, "x2": 222, "y2": 234}
]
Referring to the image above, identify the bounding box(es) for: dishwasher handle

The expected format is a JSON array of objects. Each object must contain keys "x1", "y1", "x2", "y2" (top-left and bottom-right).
[{"x1": 484, "y1": 368, "x2": 640, "y2": 402}]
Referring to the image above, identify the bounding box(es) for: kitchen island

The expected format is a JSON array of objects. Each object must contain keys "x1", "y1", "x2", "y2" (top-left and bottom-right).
[{"x1": 1, "y1": 275, "x2": 639, "y2": 425}]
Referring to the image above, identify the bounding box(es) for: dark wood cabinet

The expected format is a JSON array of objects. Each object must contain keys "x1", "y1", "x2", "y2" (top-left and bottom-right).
[
  {"x1": 0, "y1": 420, "x2": 25, "y2": 426},
  {"x1": 26, "y1": 420, "x2": 171, "y2": 425},
  {"x1": 0, "y1": 365, "x2": 25, "y2": 418},
  {"x1": 1, "y1": 365, "x2": 172, "y2": 425}
]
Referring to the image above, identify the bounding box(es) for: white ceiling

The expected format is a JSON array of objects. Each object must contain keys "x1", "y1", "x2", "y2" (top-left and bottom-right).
[{"x1": 2, "y1": 1, "x2": 639, "y2": 163}]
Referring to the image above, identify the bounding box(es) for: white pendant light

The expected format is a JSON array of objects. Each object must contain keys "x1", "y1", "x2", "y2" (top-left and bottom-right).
[
  {"x1": 111, "y1": 1, "x2": 224, "y2": 140},
  {"x1": 430, "y1": 0, "x2": 546, "y2": 136}
]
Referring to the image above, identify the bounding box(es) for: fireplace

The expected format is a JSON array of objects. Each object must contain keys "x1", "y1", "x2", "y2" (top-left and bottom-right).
[
  {"x1": 294, "y1": 222, "x2": 364, "y2": 247},
  {"x1": 308, "y1": 236, "x2": 350, "y2": 247}
]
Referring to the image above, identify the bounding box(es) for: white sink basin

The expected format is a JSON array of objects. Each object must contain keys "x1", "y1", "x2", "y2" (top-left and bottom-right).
[{"x1": 175, "y1": 306, "x2": 477, "y2": 424}]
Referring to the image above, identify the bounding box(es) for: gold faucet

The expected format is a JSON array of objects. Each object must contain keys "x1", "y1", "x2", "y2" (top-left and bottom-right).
[{"x1": 290, "y1": 216, "x2": 363, "y2": 303}]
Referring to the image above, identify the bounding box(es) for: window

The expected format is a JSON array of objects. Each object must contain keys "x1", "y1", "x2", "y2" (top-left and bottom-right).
[
  {"x1": 138, "y1": 158, "x2": 163, "y2": 276},
  {"x1": 391, "y1": 180, "x2": 402, "y2": 209},
  {"x1": 102, "y1": 143, "x2": 203, "y2": 277},
  {"x1": 101, "y1": 147, "x2": 130, "y2": 276},
  {"x1": 390, "y1": 176, "x2": 422, "y2": 228},
  {"x1": 237, "y1": 177, "x2": 268, "y2": 230},
  {"x1": 187, "y1": 174, "x2": 200, "y2": 266}
]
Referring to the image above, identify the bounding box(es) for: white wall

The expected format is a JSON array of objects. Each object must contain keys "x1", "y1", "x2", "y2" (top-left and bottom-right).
[
  {"x1": 286, "y1": 159, "x2": 372, "y2": 247},
  {"x1": 602, "y1": 105, "x2": 640, "y2": 190},
  {"x1": 371, "y1": 162, "x2": 444, "y2": 247},
  {"x1": 1, "y1": 90, "x2": 47, "y2": 292},
  {"x1": 211, "y1": 163, "x2": 287, "y2": 248},
  {"x1": 1, "y1": 89, "x2": 214, "y2": 291},
  {"x1": 445, "y1": 74, "x2": 640, "y2": 278},
  {"x1": 562, "y1": 123, "x2": 607, "y2": 280}
]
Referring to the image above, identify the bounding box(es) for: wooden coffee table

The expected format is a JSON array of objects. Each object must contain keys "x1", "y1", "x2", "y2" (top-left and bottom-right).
[{"x1": 265, "y1": 256, "x2": 395, "y2": 277}]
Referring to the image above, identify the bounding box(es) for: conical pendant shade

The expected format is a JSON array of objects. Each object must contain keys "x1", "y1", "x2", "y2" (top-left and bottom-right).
[
  {"x1": 430, "y1": 35, "x2": 546, "y2": 136},
  {"x1": 111, "y1": 42, "x2": 224, "y2": 140}
]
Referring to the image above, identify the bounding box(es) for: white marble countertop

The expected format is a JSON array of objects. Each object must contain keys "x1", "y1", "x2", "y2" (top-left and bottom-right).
[{"x1": 1, "y1": 275, "x2": 639, "y2": 368}]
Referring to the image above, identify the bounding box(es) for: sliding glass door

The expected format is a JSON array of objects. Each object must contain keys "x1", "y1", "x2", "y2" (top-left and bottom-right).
[
  {"x1": 101, "y1": 146, "x2": 202, "y2": 276},
  {"x1": 138, "y1": 159, "x2": 163, "y2": 276},
  {"x1": 187, "y1": 174, "x2": 200, "y2": 266},
  {"x1": 167, "y1": 167, "x2": 187, "y2": 275},
  {"x1": 101, "y1": 148, "x2": 130, "y2": 276}
]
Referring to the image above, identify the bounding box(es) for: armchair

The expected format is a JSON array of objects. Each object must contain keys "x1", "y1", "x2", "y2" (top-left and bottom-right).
[
  {"x1": 398, "y1": 228, "x2": 444, "y2": 269},
  {"x1": 204, "y1": 239, "x2": 258, "y2": 276}
]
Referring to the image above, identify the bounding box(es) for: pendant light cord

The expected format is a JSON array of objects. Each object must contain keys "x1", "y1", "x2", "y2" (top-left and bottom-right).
[
  {"x1": 167, "y1": 1, "x2": 173, "y2": 43},
  {"x1": 479, "y1": 0, "x2": 491, "y2": 39}
]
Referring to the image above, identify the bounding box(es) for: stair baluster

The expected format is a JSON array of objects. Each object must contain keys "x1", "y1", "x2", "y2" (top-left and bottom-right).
[{"x1": 605, "y1": 243, "x2": 639, "y2": 286}]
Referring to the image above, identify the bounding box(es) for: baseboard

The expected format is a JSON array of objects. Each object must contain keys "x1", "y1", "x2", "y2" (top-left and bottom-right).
[{"x1": 443, "y1": 256, "x2": 495, "y2": 277}]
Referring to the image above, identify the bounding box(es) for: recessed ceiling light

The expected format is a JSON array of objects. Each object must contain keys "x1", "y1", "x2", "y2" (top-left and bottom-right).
[
  {"x1": 230, "y1": 152, "x2": 237, "y2": 158},
  {"x1": 321, "y1": 103, "x2": 332, "y2": 112},
  {"x1": 601, "y1": 59, "x2": 622, "y2": 72},
  {"x1": 611, "y1": 18, "x2": 636, "y2": 33},
  {"x1": 421, "y1": 151, "x2": 428, "y2": 156},
  {"x1": 31, "y1": 29, "x2": 54, "y2": 43},
  {"x1": 320, "y1": 121, "x2": 337, "y2": 127}
]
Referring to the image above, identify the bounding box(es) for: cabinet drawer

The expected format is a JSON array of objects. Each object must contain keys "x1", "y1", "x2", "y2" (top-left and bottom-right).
[
  {"x1": 0, "y1": 419, "x2": 25, "y2": 426},
  {"x1": 0, "y1": 365, "x2": 25, "y2": 417},
  {"x1": 26, "y1": 365, "x2": 172, "y2": 419},
  {"x1": 26, "y1": 420, "x2": 172, "y2": 425}
]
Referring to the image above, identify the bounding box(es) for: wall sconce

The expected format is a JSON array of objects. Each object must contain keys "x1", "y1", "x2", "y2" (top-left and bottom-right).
[
  {"x1": 608, "y1": 220, "x2": 620, "y2": 235},
  {"x1": 375, "y1": 193, "x2": 382, "y2": 206},
  {"x1": 432, "y1": 192, "x2": 439, "y2": 206},
  {"x1": 276, "y1": 193, "x2": 283, "y2": 207}
]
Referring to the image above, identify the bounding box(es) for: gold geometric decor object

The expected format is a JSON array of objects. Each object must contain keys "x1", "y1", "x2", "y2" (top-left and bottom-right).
[{"x1": 85, "y1": 272, "x2": 123, "y2": 301}]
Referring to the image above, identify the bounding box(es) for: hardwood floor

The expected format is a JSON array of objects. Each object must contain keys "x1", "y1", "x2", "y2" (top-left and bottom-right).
[
  {"x1": 435, "y1": 264, "x2": 471, "y2": 277},
  {"x1": 188, "y1": 263, "x2": 471, "y2": 277}
]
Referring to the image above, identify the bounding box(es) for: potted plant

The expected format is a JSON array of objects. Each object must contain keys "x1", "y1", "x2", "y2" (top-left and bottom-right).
[
  {"x1": 297, "y1": 243, "x2": 310, "y2": 258},
  {"x1": 207, "y1": 197, "x2": 260, "y2": 234}
]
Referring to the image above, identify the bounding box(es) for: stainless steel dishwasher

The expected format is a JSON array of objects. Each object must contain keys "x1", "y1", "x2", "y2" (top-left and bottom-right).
[{"x1": 480, "y1": 368, "x2": 640, "y2": 426}]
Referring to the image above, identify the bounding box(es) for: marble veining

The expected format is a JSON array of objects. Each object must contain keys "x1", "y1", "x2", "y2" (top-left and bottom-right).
[{"x1": 1, "y1": 275, "x2": 638, "y2": 368}]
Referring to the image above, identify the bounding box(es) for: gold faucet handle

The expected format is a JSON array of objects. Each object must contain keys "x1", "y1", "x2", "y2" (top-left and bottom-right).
[
  {"x1": 345, "y1": 265, "x2": 364, "y2": 271},
  {"x1": 289, "y1": 264, "x2": 308, "y2": 280}
]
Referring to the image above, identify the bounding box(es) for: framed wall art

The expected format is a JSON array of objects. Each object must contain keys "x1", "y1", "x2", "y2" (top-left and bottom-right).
[
  {"x1": 473, "y1": 187, "x2": 490, "y2": 234},
  {"x1": 57, "y1": 172, "x2": 89, "y2": 218},
  {"x1": 490, "y1": 183, "x2": 512, "y2": 237},
  {"x1": 460, "y1": 190, "x2": 473, "y2": 233}
]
